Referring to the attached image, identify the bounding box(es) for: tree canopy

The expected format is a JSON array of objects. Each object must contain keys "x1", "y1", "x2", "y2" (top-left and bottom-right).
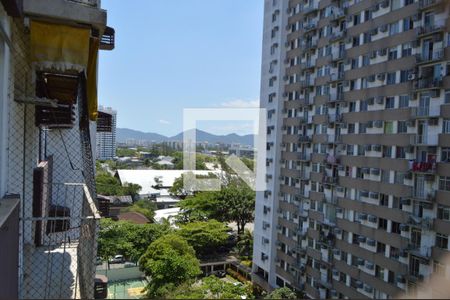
[
  {"x1": 121, "y1": 199, "x2": 157, "y2": 222},
  {"x1": 139, "y1": 234, "x2": 201, "y2": 297},
  {"x1": 97, "y1": 218, "x2": 170, "y2": 262},
  {"x1": 166, "y1": 276, "x2": 254, "y2": 299},
  {"x1": 96, "y1": 172, "x2": 141, "y2": 199},
  {"x1": 177, "y1": 220, "x2": 230, "y2": 257},
  {"x1": 265, "y1": 287, "x2": 297, "y2": 299},
  {"x1": 176, "y1": 180, "x2": 255, "y2": 235}
]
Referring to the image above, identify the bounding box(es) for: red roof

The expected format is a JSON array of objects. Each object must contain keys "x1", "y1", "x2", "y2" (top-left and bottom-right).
[{"x1": 117, "y1": 212, "x2": 150, "y2": 224}]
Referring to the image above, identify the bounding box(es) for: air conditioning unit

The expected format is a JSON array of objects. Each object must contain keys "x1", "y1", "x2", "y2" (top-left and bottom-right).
[
  {"x1": 379, "y1": 48, "x2": 387, "y2": 56},
  {"x1": 380, "y1": 24, "x2": 388, "y2": 32},
  {"x1": 408, "y1": 73, "x2": 416, "y2": 81},
  {"x1": 376, "y1": 96, "x2": 385, "y2": 104},
  {"x1": 380, "y1": 0, "x2": 389, "y2": 9},
  {"x1": 367, "y1": 97, "x2": 375, "y2": 105},
  {"x1": 377, "y1": 73, "x2": 386, "y2": 81},
  {"x1": 407, "y1": 119, "x2": 416, "y2": 127}
]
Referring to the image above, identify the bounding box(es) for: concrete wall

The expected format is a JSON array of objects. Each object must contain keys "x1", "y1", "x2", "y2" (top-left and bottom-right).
[{"x1": 96, "y1": 266, "x2": 144, "y2": 282}]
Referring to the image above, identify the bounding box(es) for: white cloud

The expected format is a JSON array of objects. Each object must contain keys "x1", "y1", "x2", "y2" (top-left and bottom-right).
[
  {"x1": 220, "y1": 99, "x2": 259, "y2": 108},
  {"x1": 159, "y1": 119, "x2": 171, "y2": 125}
]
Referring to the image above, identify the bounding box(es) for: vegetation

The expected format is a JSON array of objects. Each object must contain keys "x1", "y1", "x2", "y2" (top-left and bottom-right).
[
  {"x1": 121, "y1": 199, "x2": 157, "y2": 221},
  {"x1": 236, "y1": 229, "x2": 253, "y2": 259},
  {"x1": 139, "y1": 234, "x2": 201, "y2": 298},
  {"x1": 177, "y1": 220, "x2": 230, "y2": 257},
  {"x1": 97, "y1": 218, "x2": 171, "y2": 263},
  {"x1": 116, "y1": 147, "x2": 138, "y2": 157},
  {"x1": 95, "y1": 172, "x2": 142, "y2": 199},
  {"x1": 177, "y1": 180, "x2": 254, "y2": 235},
  {"x1": 166, "y1": 275, "x2": 254, "y2": 299},
  {"x1": 265, "y1": 287, "x2": 297, "y2": 299}
]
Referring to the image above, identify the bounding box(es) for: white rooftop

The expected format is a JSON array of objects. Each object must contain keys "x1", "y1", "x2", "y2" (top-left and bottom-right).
[
  {"x1": 116, "y1": 169, "x2": 221, "y2": 196},
  {"x1": 154, "y1": 207, "x2": 180, "y2": 225}
]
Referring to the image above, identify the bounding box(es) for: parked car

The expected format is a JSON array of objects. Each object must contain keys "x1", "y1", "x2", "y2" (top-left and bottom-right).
[
  {"x1": 109, "y1": 255, "x2": 124, "y2": 264},
  {"x1": 214, "y1": 270, "x2": 226, "y2": 278},
  {"x1": 96, "y1": 257, "x2": 103, "y2": 265}
]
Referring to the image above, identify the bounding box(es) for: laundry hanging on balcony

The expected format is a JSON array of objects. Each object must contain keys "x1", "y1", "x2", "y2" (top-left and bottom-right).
[{"x1": 30, "y1": 21, "x2": 99, "y2": 121}]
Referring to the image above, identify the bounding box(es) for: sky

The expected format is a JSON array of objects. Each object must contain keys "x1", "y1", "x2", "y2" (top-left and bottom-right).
[{"x1": 98, "y1": 0, "x2": 264, "y2": 137}]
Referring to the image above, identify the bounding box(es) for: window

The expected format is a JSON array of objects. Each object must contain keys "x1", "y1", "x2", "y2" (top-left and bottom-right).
[
  {"x1": 388, "y1": 48, "x2": 398, "y2": 60},
  {"x1": 396, "y1": 146, "x2": 406, "y2": 158},
  {"x1": 399, "y1": 95, "x2": 410, "y2": 108},
  {"x1": 446, "y1": 90, "x2": 450, "y2": 104},
  {"x1": 402, "y1": 43, "x2": 412, "y2": 57},
  {"x1": 438, "y1": 205, "x2": 450, "y2": 221},
  {"x1": 400, "y1": 70, "x2": 410, "y2": 83},
  {"x1": 387, "y1": 72, "x2": 396, "y2": 85},
  {"x1": 391, "y1": 0, "x2": 401, "y2": 10},
  {"x1": 383, "y1": 146, "x2": 392, "y2": 158},
  {"x1": 362, "y1": 55, "x2": 370, "y2": 67},
  {"x1": 403, "y1": 17, "x2": 413, "y2": 31},
  {"x1": 360, "y1": 100, "x2": 368, "y2": 112},
  {"x1": 379, "y1": 218, "x2": 388, "y2": 230},
  {"x1": 380, "y1": 194, "x2": 389, "y2": 206},
  {"x1": 444, "y1": 119, "x2": 450, "y2": 133},
  {"x1": 441, "y1": 148, "x2": 450, "y2": 163},
  {"x1": 385, "y1": 97, "x2": 395, "y2": 109},
  {"x1": 439, "y1": 176, "x2": 450, "y2": 191},
  {"x1": 389, "y1": 22, "x2": 399, "y2": 35},
  {"x1": 384, "y1": 121, "x2": 394, "y2": 134},
  {"x1": 436, "y1": 233, "x2": 449, "y2": 249},
  {"x1": 398, "y1": 121, "x2": 407, "y2": 133},
  {"x1": 392, "y1": 221, "x2": 401, "y2": 234},
  {"x1": 433, "y1": 261, "x2": 445, "y2": 275}
]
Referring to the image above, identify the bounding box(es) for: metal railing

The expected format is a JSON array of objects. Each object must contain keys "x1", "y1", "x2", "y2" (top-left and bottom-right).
[
  {"x1": 67, "y1": 0, "x2": 100, "y2": 7},
  {"x1": 22, "y1": 183, "x2": 100, "y2": 299}
]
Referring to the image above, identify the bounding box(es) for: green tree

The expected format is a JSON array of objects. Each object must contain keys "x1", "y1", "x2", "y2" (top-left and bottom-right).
[
  {"x1": 122, "y1": 199, "x2": 157, "y2": 221},
  {"x1": 176, "y1": 191, "x2": 220, "y2": 223},
  {"x1": 97, "y1": 219, "x2": 170, "y2": 263},
  {"x1": 265, "y1": 287, "x2": 297, "y2": 299},
  {"x1": 166, "y1": 276, "x2": 254, "y2": 299},
  {"x1": 217, "y1": 182, "x2": 255, "y2": 235},
  {"x1": 177, "y1": 220, "x2": 229, "y2": 257},
  {"x1": 116, "y1": 147, "x2": 137, "y2": 157},
  {"x1": 139, "y1": 234, "x2": 201, "y2": 297},
  {"x1": 96, "y1": 173, "x2": 124, "y2": 196},
  {"x1": 236, "y1": 229, "x2": 253, "y2": 259}
]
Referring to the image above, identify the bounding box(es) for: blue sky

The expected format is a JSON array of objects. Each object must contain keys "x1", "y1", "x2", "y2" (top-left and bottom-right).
[{"x1": 98, "y1": 0, "x2": 263, "y2": 137}]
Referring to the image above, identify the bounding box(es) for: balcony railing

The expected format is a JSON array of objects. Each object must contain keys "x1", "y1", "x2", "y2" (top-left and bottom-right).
[
  {"x1": 68, "y1": 0, "x2": 100, "y2": 7},
  {"x1": 416, "y1": 49, "x2": 444, "y2": 63},
  {"x1": 417, "y1": 24, "x2": 445, "y2": 36},
  {"x1": 419, "y1": 0, "x2": 444, "y2": 9},
  {"x1": 415, "y1": 78, "x2": 443, "y2": 90},
  {"x1": 22, "y1": 183, "x2": 100, "y2": 299}
]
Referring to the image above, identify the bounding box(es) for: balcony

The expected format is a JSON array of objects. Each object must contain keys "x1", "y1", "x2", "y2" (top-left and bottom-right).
[
  {"x1": 412, "y1": 106, "x2": 440, "y2": 118},
  {"x1": 416, "y1": 49, "x2": 444, "y2": 64},
  {"x1": 301, "y1": 3, "x2": 319, "y2": 14},
  {"x1": 331, "y1": 50, "x2": 346, "y2": 61},
  {"x1": 411, "y1": 134, "x2": 439, "y2": 146},
  {"x1": 329, "y1": 31, "x2": 346, "y2": 43},
  {"x1": 410, "y1": 161, "x2": 436, "y2": 174},
  {"x1": 298, "y1": 152, "x2": 311, "y2": 161},
  {"x1": 330, "y1": 92, "x2": 344, "y2": 102},
  {"x1": 414, "y1": 78, "x2": 443, "y2": 90},
  {"x1": 330, "y1": 72, "x2": 344, "y2": 82},
  {"x1": 22, "y1": 183, "x2": 100, "y2": 299},
  {"x1": 412, "y1": 189, "x2": 436, "y2": 202},
  {"x1": 419, "y1": 0, "x2": 444, "y2": 10},
  {"x1": 304, "y1": 22, "x2": 317, "y2": 33},
  {"x1": 408, "y1": 215, "x2": 434, "y2": 230},
  {"x1": 417, "y1": 24, "x2": 445, "y2": 37}
]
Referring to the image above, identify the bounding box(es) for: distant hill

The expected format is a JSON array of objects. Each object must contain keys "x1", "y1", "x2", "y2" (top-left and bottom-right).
[{"x1": 116, "y1": 128, "x2": 254, "y2": 146}]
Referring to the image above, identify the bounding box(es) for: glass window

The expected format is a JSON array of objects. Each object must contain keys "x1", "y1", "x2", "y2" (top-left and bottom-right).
[
  {"x1": 387, "y1": 72, "x2": 396, "y2": 85},
  {"x1": 436, "y1": 233, "x2": 449, "y2": 249},
  {"x1": 398, "y1": 121, "x2": 407, "y2": 133},
  {"x1": 396, "y1": 146, "x2": 406, "y2": 158},
  {"x1": 385, "y1": 97, "x2": 395, "y2": 109},
  {"x1": 443, "y1": 120, "x2": 450, "y2": 134},
  {"x1": 388, "y1": 48, "x2": 398, "y2": 60},
  {"x1": 402, "y1": 43, "x2": 412, "y2": 57},
  {"x1": 439, "y1": 176, "x2": 450, "y2": 191},
  {"x1": 384, "y1": 121, "x2": 394, "y2": 134},
  {"x1": 399, "y1": 95, "x2": 410, "y2": 108},
  {"x1": 389, "y1": 22, "x2": 399, "y2": 35},
  {"x1": 442, "y1": 148, "x2": 450, "y2": 163},
  {"x1": 438, "y1": 205, "x2": 450, "y2": 221}
]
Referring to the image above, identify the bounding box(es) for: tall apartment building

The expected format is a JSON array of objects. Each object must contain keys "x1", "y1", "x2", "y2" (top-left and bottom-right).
[
  {"x1": 253, "y1": 0, "x2": 450, "y2": 298},
  {"x1": 96, "y1": 106, "x2": 117, "y2": 160},
  {"x1": 0, "y1": 0, "x2": 114, "y2": 298}
]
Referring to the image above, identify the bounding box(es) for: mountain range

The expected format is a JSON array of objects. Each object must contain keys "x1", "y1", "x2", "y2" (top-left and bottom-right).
[{"x1": 116, "y1": 128, "x2": 254, "y2": 146}]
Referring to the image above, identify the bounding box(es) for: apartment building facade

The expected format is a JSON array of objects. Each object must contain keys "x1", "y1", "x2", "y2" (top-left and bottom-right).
[
  {"x1": 0, "y1": 0, "x2": 113, "y2": 298},
  {"x1": 253, "y1": 0, "x2": 450, "y2": 298},
  {"x1": 96, "y1": 105, "x2": 117, "y2": 160}
]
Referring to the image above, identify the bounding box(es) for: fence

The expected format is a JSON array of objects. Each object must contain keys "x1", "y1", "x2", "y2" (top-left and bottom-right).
[{"x1": 7, "y1": 19, "x2": 99, "y2": 299}]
